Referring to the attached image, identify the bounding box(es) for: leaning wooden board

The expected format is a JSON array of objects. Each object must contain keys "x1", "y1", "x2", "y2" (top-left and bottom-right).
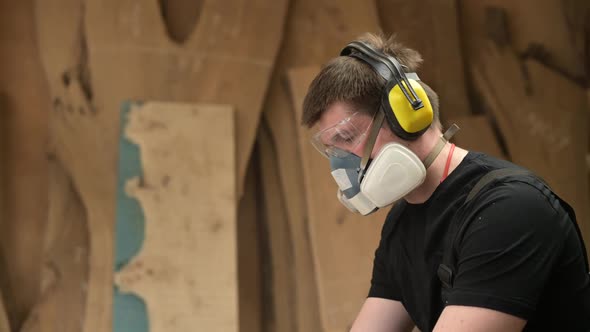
[
  {"x1": 84, "y1": 0, "x2": 287, "y2": 194},
  {"x1": 288, "y1": 66, "x2": 389, "y2": 332},
  {"x1": 261, "y1": 1, "x2": 382, "y2": 330},
  {"x1": 114, "y1": 102, "x2": 237, "y2": 332},
  {"x1": 257, "y1": 119, "x2": 298, "y2": 332},
  {"x1": 20, "y1": 160, "x2": 89, "y2": 332},
  {"x1": 0, "y1": 1, "x2": 50, "y2": 326},
  {"x1": 34, "y1": 1, "x2": 287, "y2": 331},
  {"x1": 0, "y1": 287, "x2": 9, "y2": 332},
  {"x1": 236, "y1": 158, "x2": 263, "y2": 332},
  {"x1": 473, "y1": 45, "x2": 589, "y2": 254},
  {"x1": 376, "y1": 0, "x2": 472, "y2": 120},
  {"x1": 460, "y1": 1, "x2": 586, "y2": 85},
  {"x1": 33, "y1": 1, "x2": 109, "y2": 331}
]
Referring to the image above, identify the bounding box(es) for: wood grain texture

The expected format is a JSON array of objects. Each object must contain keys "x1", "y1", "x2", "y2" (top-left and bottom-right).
[
  {"x1": 257, "y1": 120, "x2": 297, "y2": 332},
  {"x1": 114, "y1": 102, "x2": 237, "y2": 332},
  {"x1": 460, "y1": 0, "x2": 586, "y2": 85},
  {"x1": 158, "y1": 0, "x2": 205, "y2": 44},
  {"x1": 445, "y1": 115, "x2": 505, "y2": 160},
  {"x1": 84, "y1": 0, "x2": 287, "y2": 194},
  {"x1": 20, "y1": 160, "x2": 89, "y2": 332},
  {"x1": 473, "y1": 44, "x2": 589, "y2": 255},
  {"x1": 237, "y1": 155, "x2": 263, "y2": 332},
  {"x1": 0, "y1": 287, "x2": 9, "y2": 332},
  {"x1": 377, "y1": 0, "x2": 472, "y2": 120},
  {"x1": 261, "y1": 2, "x2": 381, "y2": 330},
  {"x1": 0, "y1": 1, "x2": 50, "y2": 327},
  {"x1": 0, "y1": 98, "x2": 5, "y2": 332},
  {"x1": 33, "y1": 1, "x2": 108, "y2": 331},
  {"x1": 34, "y1": 1, "x2": 286, "y2": 331},
  {"x1": 288, "y1": 66, "x2": 389, "y2": 332}
]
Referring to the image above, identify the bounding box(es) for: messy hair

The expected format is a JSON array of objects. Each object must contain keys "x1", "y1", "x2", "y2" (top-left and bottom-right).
[{"x1": 301, "y1": 33, "x2": 440, "y2": 131}]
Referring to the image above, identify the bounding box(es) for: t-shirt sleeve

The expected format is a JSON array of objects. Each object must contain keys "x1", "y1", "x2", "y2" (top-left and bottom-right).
[
  {"x1": 446, "y1": 182, "x2": 571, "y2": 319},
  {"x1": 368, "y1": 237, "x2": 400, "y2": 300}
]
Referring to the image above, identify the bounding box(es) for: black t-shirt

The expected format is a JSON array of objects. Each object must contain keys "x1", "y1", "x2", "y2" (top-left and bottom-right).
[{"x1": 369, "y1": 152, "x2": 590, "y2": 332}]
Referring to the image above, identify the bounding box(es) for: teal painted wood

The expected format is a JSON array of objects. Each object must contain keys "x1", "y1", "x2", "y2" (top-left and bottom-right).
[{"x1": 113, "y1": 100, "x2": 149, "y2": 332}]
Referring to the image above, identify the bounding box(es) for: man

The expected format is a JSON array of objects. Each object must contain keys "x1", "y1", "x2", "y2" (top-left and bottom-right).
[{"x1": 301, "y1": 33, "x2": 590, "y2": 332}]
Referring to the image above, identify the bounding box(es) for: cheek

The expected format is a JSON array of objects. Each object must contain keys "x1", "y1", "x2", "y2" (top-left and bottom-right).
[
  {"x1": 370, "y1": 140, "x2": 385, "y2": 159},
  {"x1": 371, "y1": 128, "x2": 398, "y2": 158},
  {"x1": 371, "y1": 129, "x2": 393, "y2": 158},
  {"x1": 354, "y1": 128, "x2": 400, "y2": 159}
]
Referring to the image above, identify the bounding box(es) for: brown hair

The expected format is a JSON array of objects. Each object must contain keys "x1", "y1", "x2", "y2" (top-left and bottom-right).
[{"x1": 301, "y1": 33, "x2": 440, "y2": 131}]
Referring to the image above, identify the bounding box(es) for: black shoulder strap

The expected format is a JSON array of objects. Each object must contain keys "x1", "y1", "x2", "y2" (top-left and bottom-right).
[
  {"x1": 464, "y1": 168, "x2": 531, "y2": 203},
  {"x1": 437, "y1": 168, "x2": 589, "y2": 295}
]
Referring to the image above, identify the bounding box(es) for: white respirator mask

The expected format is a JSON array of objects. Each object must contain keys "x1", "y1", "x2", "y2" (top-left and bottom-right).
[{"x1": 316, "y1": 111, "x2": 459, "y2": 215}]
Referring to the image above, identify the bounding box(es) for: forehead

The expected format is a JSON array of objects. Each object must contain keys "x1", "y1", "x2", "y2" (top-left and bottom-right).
[{"x1": 316, "y1": 101, "x2": 372, "y2": 131}]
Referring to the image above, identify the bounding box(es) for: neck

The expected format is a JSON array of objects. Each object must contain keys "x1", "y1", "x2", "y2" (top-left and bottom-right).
[{"x1": 403, "y1": 129, "x2": 468, "y2": 204}]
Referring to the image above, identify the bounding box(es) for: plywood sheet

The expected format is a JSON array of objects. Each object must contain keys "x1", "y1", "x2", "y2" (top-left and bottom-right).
[
  {"x1": 377, "y1": 0, "x2": 472, "y2": 120},
  {"x1": 261, "y1": 2, "x2": 381, "y2": 330},
  {"x1": 473, "y1": 45, "x2": 589, "y2": 254},
  {"x1": 34, "y1": 1, "x2": 286, "y2": 331},
  {"x1": 0, "y1": 1, "x2": 50, "y2": 326},
  {"x1": 288, "y1": 66, "x2": 389, "y2": 332},
  {"x1": 445, "y1": 115, "x2": 505, "y2": 160},
  {"x1": 114, "y1": 87, "x2": 262, "y2": 332},
  {"x1": 114, "y1": 102, "x2": 237, "y2": 332}
]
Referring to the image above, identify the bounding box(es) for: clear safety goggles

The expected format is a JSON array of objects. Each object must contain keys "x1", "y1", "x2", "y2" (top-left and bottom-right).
[{"x1": 311, "y1": 112, "x2": 377, "y2": 158}]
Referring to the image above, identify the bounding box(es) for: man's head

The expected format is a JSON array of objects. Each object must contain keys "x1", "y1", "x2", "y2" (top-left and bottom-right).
[{"x1": 302, "y1": 33, "x2": 442, "y2": 159}]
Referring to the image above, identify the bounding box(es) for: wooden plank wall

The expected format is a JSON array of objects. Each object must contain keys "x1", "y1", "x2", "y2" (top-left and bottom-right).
[
  {"x1": 0, "y1": 283, "x2": 9, "y2": 332},
  {"x1": 0, "y1": 1, "x2": 588, "y2": 332},
  {"x1": 19, "y1": 160, "x2": 89, "y2": 332},
  {"x1": 257, "y1": 122, "x2": 298, "y2": 332},
  {"x1": 28, "y1": 1, "x2": 287, "y2": 332},
  {"x1": 237, "y1": 155, "x2": 264, "y2": 332},
  {"x1": 0, "y1": 2, "x2": 50, "y2": 331},
  {"x1": 376, "y1": 0, "x2": 472, "y2": 120}
]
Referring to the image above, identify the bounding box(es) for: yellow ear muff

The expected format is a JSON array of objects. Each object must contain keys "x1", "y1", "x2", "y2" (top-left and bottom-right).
[{"x1": 388, "y1": 79, "x2": 433, "y2": 134}]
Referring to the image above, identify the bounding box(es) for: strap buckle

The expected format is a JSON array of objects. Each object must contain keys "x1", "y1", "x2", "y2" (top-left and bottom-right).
[{"x1": 437, "y1": 264, "x2": 454, "y2": 289}]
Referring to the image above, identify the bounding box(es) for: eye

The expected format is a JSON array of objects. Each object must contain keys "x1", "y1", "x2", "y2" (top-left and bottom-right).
[{"x1": 332, "y1": 131, "x2": 356, "y2": 144}]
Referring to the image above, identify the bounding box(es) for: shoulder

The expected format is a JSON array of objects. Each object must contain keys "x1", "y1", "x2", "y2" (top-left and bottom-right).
[
  {"x1": 468, "y1": 178, "x2": 561, "y2": 223},
  {"x1": 459, "y1": 179, "x2": 569, "y2": 257},
  {"x1": 433, "y1": 152, "x2": 518, "y2": 204}
]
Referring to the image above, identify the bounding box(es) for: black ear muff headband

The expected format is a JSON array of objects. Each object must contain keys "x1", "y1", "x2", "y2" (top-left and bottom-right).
[{"x1": 340, "y1": 41, "x2": 424, "y2": 110}]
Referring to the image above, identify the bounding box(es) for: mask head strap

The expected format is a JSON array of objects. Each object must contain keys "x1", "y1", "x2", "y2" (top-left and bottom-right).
[
  {"x1": 359, "y1": 110, "x2": 385, "y2": 181},
  {"x1": 423, "y1": 124, "x2": 460, "y2": 169},
  {"x1": 358, "y1": 121, "x2": 460, "y2": 181}
]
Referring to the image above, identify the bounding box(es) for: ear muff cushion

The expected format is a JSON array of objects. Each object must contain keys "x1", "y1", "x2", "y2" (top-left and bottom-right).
[{"x1": 382, "y1": 79, "x2": 433, "y2": 140}]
